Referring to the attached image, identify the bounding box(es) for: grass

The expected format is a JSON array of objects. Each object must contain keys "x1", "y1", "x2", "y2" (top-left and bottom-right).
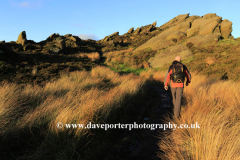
[
  {"x1": 103, "y1": 48, "x2": 157, "y2": 70},
  {"x1": 0, "y1": 66, "x2": 150, "y2": 159},
  {"x1": 217, "y1": 39, "x2": 240, "y2": 45},
  {"x1": 154, "y1": 71, "x2": 240, "y2": 160},
  {"x1": 109, "y1": 63, "x2": 148, "y2": 75}
]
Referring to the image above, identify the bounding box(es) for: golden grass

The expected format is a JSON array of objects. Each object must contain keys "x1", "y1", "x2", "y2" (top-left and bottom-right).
[
  {"x1": 0, "y1": 66, "x2": 145, "y2": 138},
  {"x1": 156, "y1": 72, "x2": 240, "y2": 160},
  {"x1": 205, "y1": 57, "x2": 216, "y2": 65},
  {"x1": 103, "y1": 48, "x2": 134, "y2": 64},
  {"x1": 75, "y1": 52, "x2": 100, "y2": 61}
]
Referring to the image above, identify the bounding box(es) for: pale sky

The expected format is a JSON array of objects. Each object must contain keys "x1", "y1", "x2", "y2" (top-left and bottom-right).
[{"x1": 1, "y1": 0, "x2": 239, "y2": 42}]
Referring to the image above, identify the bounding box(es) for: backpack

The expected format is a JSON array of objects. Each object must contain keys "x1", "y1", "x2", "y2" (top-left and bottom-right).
[{"x1": 170, "y1": 63, "x2": 185, "y2": 83}]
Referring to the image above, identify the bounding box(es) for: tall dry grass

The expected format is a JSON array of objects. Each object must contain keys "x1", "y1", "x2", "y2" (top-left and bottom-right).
[
  {"x1": 1, "y1": 66, "x2": 145, "y2": 134},
  {"x1": 0, "y1": 66, "x2": 146, "y2": 159},
  {"x1": 156, "y1": 71, "x2": 240, "y2": 160}
]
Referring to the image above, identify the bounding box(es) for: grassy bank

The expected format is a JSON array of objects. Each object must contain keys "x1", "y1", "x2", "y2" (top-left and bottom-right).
[
  {"x1": 0, "y1": 66, "x2": 150, "y2": 159},
  {"x1": 154, "y1": 71, "x2": 240, "y2": 159}
]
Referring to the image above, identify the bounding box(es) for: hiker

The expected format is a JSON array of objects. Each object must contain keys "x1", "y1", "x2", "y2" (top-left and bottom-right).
[{"x1": 164, "y1": 56, "x2": 191, "y2": 118}]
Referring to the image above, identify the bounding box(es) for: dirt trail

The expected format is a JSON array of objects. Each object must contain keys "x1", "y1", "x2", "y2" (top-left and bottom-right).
[{"x1": 127, "y1": 84, "x2": 173, "y2": 160}]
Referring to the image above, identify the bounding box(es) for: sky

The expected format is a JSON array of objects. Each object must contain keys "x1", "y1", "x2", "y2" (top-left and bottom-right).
[{"x1": 1, "y1": 0, "x2": 240, "y2": 42}]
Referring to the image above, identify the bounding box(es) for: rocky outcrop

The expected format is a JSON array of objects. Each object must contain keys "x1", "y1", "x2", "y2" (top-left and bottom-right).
[
  {"x1": 133, "y1": 27, "x2": 141, "y2": 35},
  {"x1": 102, "y1": 32, "x2": 119, "y2": 42},
  {"x1": 127, "y1": 27, "x2": 134, "y2": 34},
  {"x1": 57, "y1": 39, "x2": 66, "y2": 50},
  {"x1": 47, "y1": 33, "x2": 60, "y2": 41},
  {"x1": 146, "y1": 25, "x2": 154, "y2": 33},
  {"x1": 148, "y1": 44, "x2": 192, "y2": 68},
  {"x1": 70, "y1": 36, "x2": 81, "y2": 42},
  {"x1": 187, "y1": 33, "x2": 220, "y2": 47},
  {"x1": 187, "y1": 14, "x2": 222, "y2": 37},
  {"x1": 16, "y1": 31, "x2": 27, "y2": 45},
  {"x1": 220, "y1": 19, "x2": 233, "y2": 39},
  {"x1": 152, "y1": 21, "x2": 157, "y2": 27},
  {"x1": 135, "y1": 29, "x2": 187, "y2": 51},
  {"x1": 135, "y1": 13, "x2": 233, "y2": 52},
  {"x1": 64, "y1": 34, "x2": 72, "y2": 37},
  {"x1": 159, "y1": 13, "x2": 191, "y2": 30},
  {"x1": 186, "y1": 13, "x2": 233, "y2": 39},
  {"x1": 47, "y1": 37, "x2": 68, "y2": 54}
]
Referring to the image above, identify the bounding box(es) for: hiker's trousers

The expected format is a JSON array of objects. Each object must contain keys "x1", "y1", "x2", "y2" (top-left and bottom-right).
[{"x1": 171, "y1": 87, "x2": 183, "y2": 118}]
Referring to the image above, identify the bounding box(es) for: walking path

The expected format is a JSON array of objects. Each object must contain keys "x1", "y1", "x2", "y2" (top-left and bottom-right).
[{"x1": 128, "y1": 84, "x2": 173, "y2": 160}]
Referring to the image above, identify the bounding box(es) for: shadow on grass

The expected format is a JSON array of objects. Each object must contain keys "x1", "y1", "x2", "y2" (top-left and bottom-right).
[{"x1": 0, "y1": 79, "x2": 165, "y2": 160}]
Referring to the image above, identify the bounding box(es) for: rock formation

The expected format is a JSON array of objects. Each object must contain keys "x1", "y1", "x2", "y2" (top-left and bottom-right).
[
  {"x1": 187, "y1": 33, "x2": 220, "y2": 47},
  {"x1": 133, "y1": 27, "x2": 141, "y2": 35},
  {"x1": 220, "y1": 19, "x2": 233, "y2": 39},
  {"x1": 135, "y1": 13, "x2": 233, "y2": 52},
  {"x1": 70, "y1": 36, "x2": 81, "y2": 42},
  {"x1": 152, "y1": 21, "x2": 157, "y2": 27},
  {"x1": 148, "y1": 44, "x2": 192, "y2": 68},
  {"x1": 102, "y1": 32, "x2": 119, "y2": 42},
  {"x1": 127, "y1": 27, "x2": 134, "y2": 34},
  {"x1": 16, "y1": 31, "x2": 27, "y2": 45}
]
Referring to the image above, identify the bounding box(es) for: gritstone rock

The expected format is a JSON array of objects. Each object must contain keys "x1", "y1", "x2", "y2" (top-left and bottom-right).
[
  {"x1": 70, "y1": 36, "x2": 81, "y2": 42},
  {"x1": 133, "y1": 27, "x2": 141, "y2": 35},
  {"x1": 127, "y1": 27, "x2": 134, "y2": 34},
  {"x1": 148, "y1": 44, "x2": 192, "y2": 68},
  {"x1": 187, "y1": 33, "x2": 220, "y2": 47},
  {"x1": 102, "y1": 32, "x2": 119, "y2": 42},
  {"x1": 16, "y1": 31, "x2": 27, "y2": 45},
  {"x1": 220, "y1": 19, "x2": 233, "y2": 39},
  {"x1": 152, "y1": 21, "x2": 157, "y2": 27}
]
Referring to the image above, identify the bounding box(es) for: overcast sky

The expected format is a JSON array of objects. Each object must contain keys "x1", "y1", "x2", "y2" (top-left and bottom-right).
[{"x1": 1, "y1": 0, "x2": 240, "y2": 42}]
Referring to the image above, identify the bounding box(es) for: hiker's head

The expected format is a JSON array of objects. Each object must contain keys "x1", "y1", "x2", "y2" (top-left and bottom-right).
[{"x1": 175, "y1": 56, "x2": 181, "y2": 62}]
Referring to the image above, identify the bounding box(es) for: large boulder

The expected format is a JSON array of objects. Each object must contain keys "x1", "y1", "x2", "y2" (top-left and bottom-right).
[
  {"x1": 159, "y1": 13, "x2": 190, "y2": 30},
  {"x1": 47, "y1": 33, "x2": 60, "y2": 41},
  {"x1": 148, "y1": 44, "x2": 192, "y2": 68},
  {"x1": 56, "y1": 39, "x2": 66, "y2": 50},
  {"x1": 64, "y1": 34, "x2": 72, "y2": 37},
  {"x1": 152, "y1": 21, "x2": 157, "y2": 27},
  {"x1": 166, "y1": 21, "x2": 191, "y2": 34},
  {"x1": 133, "y1": 27, "x2": 141, "y2": 35},
  {"x1": 16, "y1": 31, "x2": 27, "y2": 45},
  {"x1": 187, "y1": 33, "x2": 220, "y2": 47},
  {"x1": 199, "y1": 21, "x2": 219, "y2": 35},
  {"x1": 48, "y1": 38, "x2": 67, "y2": 54},
  {"x1": 135, "y1": 30, "x2": 187, "y2": 51},
  {"x1": 187, "y1": 13, "x2": 223, "y2": 37},
  {"x1": 109, "y1": 32, "x2": 119, "y2": 38},
  {"x1": 220, "y1": 19, "x2": 233, "y2": 39},
  {"x1": 146, "y1": 25, "x2": 154, "y2": 33},
  {"x1": 202, "y1": 13, "x2": 219, "y2": 19},
  {"x1": 102, "y1": 32, "x2": 119, "y2": 42},
  {"x1": 127, "y1": 27, "x2": 134, "y2": 34},
  {"x1": 134, "y1": 14, "x2": 201, "y2": 51},
  {"x1": 70, "y1": 36, "x2": 81, "y2": 42}
]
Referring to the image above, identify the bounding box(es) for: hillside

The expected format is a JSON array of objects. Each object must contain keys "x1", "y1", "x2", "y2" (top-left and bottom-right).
[
  {"x1": 0, "y1": 13, "x2": 240, "y2": 160},
  {"x1": 102, "y1": 13, "x2": 240, "y2": 82},
  {"x1": 1, "y1": 13, "x2": 240, "y2": 84}
]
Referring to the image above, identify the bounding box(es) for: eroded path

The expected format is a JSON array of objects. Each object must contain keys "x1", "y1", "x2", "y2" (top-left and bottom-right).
[{"x1": 127, "y1": 83, "x2": 173, "y2": 160}]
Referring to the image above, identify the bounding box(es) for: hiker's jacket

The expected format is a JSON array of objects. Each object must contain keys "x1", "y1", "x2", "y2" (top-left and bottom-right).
[{"x1": 164, "y1": 60, "x2": 191, "y2": 88}]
